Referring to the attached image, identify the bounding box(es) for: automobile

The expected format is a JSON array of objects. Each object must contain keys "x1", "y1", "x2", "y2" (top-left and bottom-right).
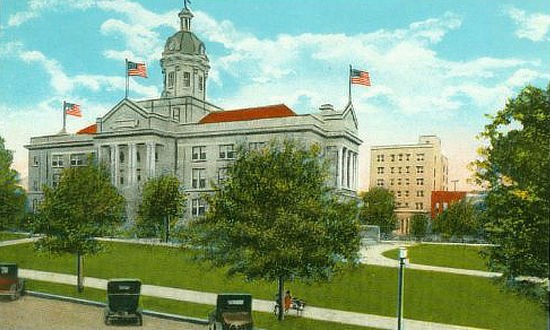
[
  {"x1": 104, "y1": 279, "x2": 143, "y2": 326},
  {"x1": 0, "y1": 263, "x2": 25, "y2": 301},
  {"x1": 208, "y1": 293, "x2": 253, "y2": 330}
]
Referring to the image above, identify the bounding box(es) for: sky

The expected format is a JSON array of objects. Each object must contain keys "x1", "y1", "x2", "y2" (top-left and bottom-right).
[{"x1": 0, "y1": 0, "x2": 549, "y2": 191}]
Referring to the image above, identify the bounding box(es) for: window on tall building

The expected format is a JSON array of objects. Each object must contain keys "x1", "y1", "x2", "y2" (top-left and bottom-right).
[
  {"x1": 417, "y1": 190, "x2": 424, "y2": 197},
  {"x1": 191, "y1": 198, "x2": 206, "y2": 216},
  {"x1": 404, "y1": 190, "x2": 409, "y2": 197},
  {"x1": 398, "y1": 154, "x2": 403, "y2": 161},
  {"x1": 377, "y1": 167, "x2": 384, "y2": 174},
  {"x1": 390, "y1": 167, "x2": 395, "y2": 174},
  {"x1": 173, "y1": 107, "x2": 180, "y2": 121},
  {"x1": 416, "y1": 153, "x2": 424, "y2": 161},
  {"x1": 217, "y1": 167, "x2": 229, "y2": 183},
  {"x1": 198, "y1": 76, "x2": 203, "y2": 91},
  {"x1": 397, "y1": 191, "x2": 402, "y2": 197},
  {"x1": 183, "y1": 72, "x2": 190, "y2": 87},
  {"x1": 168, "y1": 72, "x2": 175, "y2": 87},
  {"x1": 398, "y1": 167, "x2": 402, "y2": 174},
  {"x1": 390, "y1": 154, "x2": 395, "y2": 161},
  {"x1": 219, "y1": 144, "x2": 235, "y2": 159},
  {"x1": 376, "y1": 179, "x2": 384, "y2": 187},
  {"x1": 136, "y1": 152, "x2": 141, "y2": 163},
  {"x1": 33, "y1": 156, "x2": 39, "y2": 166},
  {"x1": 390, "y1": 178, "x2": 395, "y2": 185},
  {"x1": 70, "y1": 154, "x2": 84, "y2": 167},
  {"x1": 405, "y1": 153, "x2": 411, "y2": 161},
  {"x1": 33, "y1": 180, "x2": 38, "y2": 191},
  {"x1": 119, "y1": 151, "x2": 125, "y2": 164},
  {"x1": 416, "y1": 178, "x2": 424, "y2": 185},
  {"x1": 137, "y1": 169, "x2": 141, "y2": 182},
  {"x1": 397, "y1": 178, "x2": 402, "y2": 185},
  {"x1": 52, "y1": 173, "x2": 61, "y2": 187},
  {"x1": 376, "y1": 154, "x2": 385, "y2": 162},
  {"x1": 405, "y1": 178, "x2": 410, "y2": 185},
  {"x1": 405, "y1": 166, "x2": 410, "y2": 173},
  {"x1": 192, "y1": 146, "x2": 207, "y2": 160},
  {"x1": 52, "y1": 155, "x2": 64, "y2": 168},
  {"x1": 192, "y1": 168, "x2": 206, "y2": 189},
  {"x1": 416, "y1": 166, "x2": 424, "y2": 174},
  {"x1": 415, "y1": 202, "x2": 423, "y2": 210}
]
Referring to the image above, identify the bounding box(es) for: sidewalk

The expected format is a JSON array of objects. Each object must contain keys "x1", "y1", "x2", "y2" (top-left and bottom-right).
[{"x1": 18, "y1": 268, "x2": 485, "y2": 330}]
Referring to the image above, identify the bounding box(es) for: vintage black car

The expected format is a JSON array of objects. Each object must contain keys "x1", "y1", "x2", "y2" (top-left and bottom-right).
[
  {"x1": 208, "y1": 294, "x2": 253, "y2": 330},
  {"x1": 0, "y1": 263, "x2": 25, "y2": 301},
  {"x1": 104, "y1": 279, "x2": 143, "y2": 326}
]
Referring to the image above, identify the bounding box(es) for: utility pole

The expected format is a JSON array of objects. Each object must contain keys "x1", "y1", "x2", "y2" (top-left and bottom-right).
[{"x1": 397, "y1": 247, "x2": 407, "y2": 329}]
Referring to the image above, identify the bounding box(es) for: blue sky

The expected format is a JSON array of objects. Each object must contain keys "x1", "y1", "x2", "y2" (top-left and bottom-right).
[{"x1": 1, "y1": 0, "x2": 549, "y2": 190}]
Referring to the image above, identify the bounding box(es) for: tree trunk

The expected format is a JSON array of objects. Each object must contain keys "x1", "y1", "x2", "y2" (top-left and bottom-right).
[
  {"x1": 164, "y1": 216, "x2": 169, "y2": 243},
  {"x1": 277, "y1": 275, "x2": 284, "y2": 321},
  {"x1": 76, "y1": 253, "x2": 84, "y2": 293}
]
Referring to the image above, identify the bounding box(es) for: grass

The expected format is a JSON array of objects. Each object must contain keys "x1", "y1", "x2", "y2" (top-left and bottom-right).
[
  {"x1": 382, "y1": 244, "x2": 488, "y2": 271},
  {"x1": 25, "y1": 280, "x2": 374, "y2": 330},
  {"x1": 1, "y1": 242, "x2": 547, "y2": 329},
  {"x1": 0, "y1": 231, "x2": 28, "y2": 242}
]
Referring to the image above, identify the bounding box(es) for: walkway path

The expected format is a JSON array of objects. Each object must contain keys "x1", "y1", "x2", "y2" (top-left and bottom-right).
[
  {"x1": 18, "y1": 268, "x2": 484, "y2": 330},
  {"x1": 359, "y1": 242, "x2": 502, "y2": 278}
]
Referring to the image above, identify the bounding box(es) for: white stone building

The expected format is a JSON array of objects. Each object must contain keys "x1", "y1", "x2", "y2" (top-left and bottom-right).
[{"x1": 25, "y1": 6, "x2": 362, "y2": 220}]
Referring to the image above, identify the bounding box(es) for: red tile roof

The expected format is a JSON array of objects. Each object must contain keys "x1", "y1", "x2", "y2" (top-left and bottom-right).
[
  {"x1": 199, "y1": 104, "x2": 296, "y2": 124},
  {"x1": 76, "y1": 124, "x2": 97, "y2": 135}
]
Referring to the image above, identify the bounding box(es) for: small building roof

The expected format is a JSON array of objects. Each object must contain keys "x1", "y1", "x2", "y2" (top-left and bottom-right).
[
  {"x1": 199, "y1": 104, "x2": 297, "y2": 124},
  {"x1": 76, "y1": 124, "x2": 97, "y2": 135}
]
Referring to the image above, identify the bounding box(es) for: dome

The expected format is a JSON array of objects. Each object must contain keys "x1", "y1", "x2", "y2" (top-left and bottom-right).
[{"x1": 163, "y1": 30, "x2": 206, "y2": 56}]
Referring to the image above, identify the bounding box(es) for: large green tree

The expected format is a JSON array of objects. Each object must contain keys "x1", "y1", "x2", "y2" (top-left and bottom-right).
[
  {"x1": 136, "y1": 175, "x2": 186, "y2": 242},
  {"x1": 432, "y1": 199, "x2": 481, "y2": 238},
  {"x1": 0, "y1": 136, "x2": 26, "y2": 230},
  {"x1": 359, "y1": 187, "x2": 398, "y2": 236},
  {"x1": 472, "y1": 83, "x2": 549, "y2": 279},
  {"x1": 410, "y1": 213, "x2": 429, "y2": 240},
  {"x1": 185, "y1": 139, "x2": 361, "y2": 321},
  {"x1": 33, "y1": 159, "x2": 124, "y2": 291}
]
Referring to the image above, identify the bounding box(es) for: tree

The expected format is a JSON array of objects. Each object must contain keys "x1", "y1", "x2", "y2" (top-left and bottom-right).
[
  {"x1": 359, "y1": 187, "x2": 398, "y2": 236},
  {"x1": 410, "y1": 213, "x2": 429, "y2": 240},
  {"x1": 33, "y1": 158, "x2": 124, "y2": 292},
  {"x1": 0, "y1": 136, "x2": 26, "y2": 230},
  {"x1": 185, "y1": 139, "x2": 361, "y2": 321},
  {"x1": 432, "y1": 199, "x2": 481, "y2": 238},
  {"x1": 472, "y1": 83, "x2": 549, "y2": 279},
  {"x1": 136, "y1": 175, "x2": 186, "y2": 242}
]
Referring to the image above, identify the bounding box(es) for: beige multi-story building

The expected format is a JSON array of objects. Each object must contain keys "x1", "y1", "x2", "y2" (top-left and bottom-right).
[{"x1": 370, "y1": 135, "x2": 448, "y2": 234}]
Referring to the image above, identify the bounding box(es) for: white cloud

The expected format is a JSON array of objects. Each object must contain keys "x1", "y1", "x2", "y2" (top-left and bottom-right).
[
  {"x1": 505, "y1": 7, "x2": 550, "y2": 42},
  {"x1": 6, "y1": 0, "x2": 94, "y2": 26}
]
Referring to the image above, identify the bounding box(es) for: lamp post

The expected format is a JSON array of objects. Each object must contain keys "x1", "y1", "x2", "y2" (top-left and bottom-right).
[{"x1": 397, "y1": 246, "x2": 407, "y2": 329}]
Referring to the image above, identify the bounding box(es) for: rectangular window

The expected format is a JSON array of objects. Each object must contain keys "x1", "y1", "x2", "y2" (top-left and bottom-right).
[
  {"x1": 137, "y1": 169, "x2": 141, "y2": 182},
  {"x1": 416, "y1": 178, "x2": 424, "y2": 186},
  {"x1": 398, "y1": 167, "x2": 402, "y2": 174},
  {"x1": 249, "y1": 142, "x2": 266, "y2": 150},
  {"x1": 397, "y1": 191, "x2": 402, "y2": 197},
  {"x1": 416, "y1": 153, "x2": 425, "y2": 161},
  {"x1": 417, "y1": 190, "x2": 424, "y2": 197},
  {"x1": 405, "y1": 178, "x2": 410, "y2": 185},
  {"x1": 52, "y1": 155, "x2": 64, "y2": 168},
  {"x1": 406, "y1": 153, "x2": 411, "y2": 161},
  {"x1": 217, "y1": 167, "x2": 229, "y2": 184},
  {"x1": 191, "y1": 198, "x2": 206, "y2": 216},
  {"x1": 192, "y1": 168, "x2": 206, "y2": 189},
  {"x1": 398, "y1": 154, "x2": 403, "y2": 161},
  {"x1": 219, "y1": 144, "x2": 235, "y2": 159},
  {"x1": 168, "y1": 72, "x2": 175, "y2": 87},
  {"x1": 416, "y1": 166, "x2": 424, "y2": 174},
  {"x1": 184, "y1": 72, "x2": 190, "y2": 87},
  {"x1": 443, "y1": 202, "x2": 449, "y2": 210},
  {"x1": 376, "y1": 154, "x2": 385, "y2": 162},
  {"x1": 192, "y1": 146, "x2": 207, "y2": 160},
  {"x1": 33, "y1": 156, "x2": 39, "y2": 166},
  {"x1": 70, "y1": 154, "x2": 85, "y2": 167},
  {"x1": 376, "y1": 179, "x2": 384, "y2": 187},
  {"x1": 404, "y1": 190, "x2": 409, "y2": 197},
  {"x1": 390, "y1": 167, "x2": 395, "y2": 174},
  {"x1": 33, "y1": 180, "x2": 38, "y2": 191},
  {"x1": 405, "y1": 166, "x2": 410, "y2": 173},
  {"x1": 173, "y1": 107, "x2": 180, "y2": 121},
  {"x1": 390, "y1": 154, "x2": 395, "y2": 162},
  {"x1": 397, "y1": 178, "x2": 402, "y2": 185},
  {"x1": 415, "y1": 202, "x2": 423, "y2": 210},
  {"x1": 390, "y1": 178, "x2": 394, "y2": 186},
  {"x1": 377, "y1": 167, "x2": 384, "y2": 174},
  {"x1": 52, "y1": 173, "x2": 61, "y2": 188},
  {"x1": 198, "y1": 76, "x2": 203, "y2": 91}
]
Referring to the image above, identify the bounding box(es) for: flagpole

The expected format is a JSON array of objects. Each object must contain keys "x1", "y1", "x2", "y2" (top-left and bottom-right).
[
  {"x1": 348, "y1": 64, "x2": 352, "y2": 105},
  {"x1": 62, "y1": 100, "x2": 67, "y2": 134},
  {"x1": 125, "y1": 58, "x2": 129, "y2": 99}
]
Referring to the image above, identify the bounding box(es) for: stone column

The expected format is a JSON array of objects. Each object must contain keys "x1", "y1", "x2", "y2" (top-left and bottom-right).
[
  {"x1": 146, "y1": 142, "x2": 156, "y2": 178},
  {"x1": 109, "y1": 145, "x2": 116, "y2": 185},
  {"x1": 128, "y1": 143, "x2": 137, "y2": 185},
  {"x1": 113, "y1": 144, "x2": 120, "y2": 186},
  {"x1": 341, "y1": 147, "x2": 347, "y2": 188}
]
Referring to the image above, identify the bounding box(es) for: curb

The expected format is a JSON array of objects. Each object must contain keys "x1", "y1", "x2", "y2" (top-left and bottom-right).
[{"x1": 26, "y1": 290, "x2": 210, "y2": 325}]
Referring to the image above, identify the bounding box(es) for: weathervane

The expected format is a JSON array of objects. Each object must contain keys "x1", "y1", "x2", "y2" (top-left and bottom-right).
[{"x1": 184, "y1": 0, "x2": 191, "y2": 10}]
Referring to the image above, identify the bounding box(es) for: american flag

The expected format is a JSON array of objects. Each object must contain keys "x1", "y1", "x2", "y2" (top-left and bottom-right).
[
  {"x1": 350, "y1": 69, "x2": 371, "y2": 86},
  {"x1": 127, "y1": 61, "x2": 147, "y2": 78},
  {"x1": 64, "y1": 102, "x2": 82, "y2": 117}
]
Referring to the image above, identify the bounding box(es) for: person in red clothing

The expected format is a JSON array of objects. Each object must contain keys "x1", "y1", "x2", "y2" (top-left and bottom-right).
[{"x1": 283, "y1": 290, "x2": 292, "y2": 312}]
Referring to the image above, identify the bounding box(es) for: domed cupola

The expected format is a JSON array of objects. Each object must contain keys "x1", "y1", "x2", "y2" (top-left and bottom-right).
[{"x1": 160, "y1": 4, "x2": 209, "y2": 99}]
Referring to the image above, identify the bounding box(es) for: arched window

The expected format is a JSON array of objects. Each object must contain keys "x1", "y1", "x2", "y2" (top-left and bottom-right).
[{"x1": 119, "y1": 151, "x2": 125, "y2": 164}]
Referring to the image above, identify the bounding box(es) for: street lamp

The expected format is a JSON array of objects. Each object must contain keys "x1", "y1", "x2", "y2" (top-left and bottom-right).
[{"x1": 397, "y1": 246, "x2": 407, "y2": 329}]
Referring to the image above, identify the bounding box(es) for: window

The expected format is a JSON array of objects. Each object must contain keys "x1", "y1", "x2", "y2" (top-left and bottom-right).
[
  {"x1": 390, "y1": 167, "x2": 395, "y2": 174},
  {"x1": 155, "y1": 152, "x2": 159, "y2": 162},
  {"x1": 377, "y1": 167, "x2": 384, "y2": 174},
  {"x1": 52, "y1": 174, "x2": 61, "y2": 188},
  {"x1": 398, "y1": 167, "x2": 402, "y2": 174},
  {"x1": 33, "y1": 156, "x2": 39, "y2": 166},
  {"x1": 249, "y1": 142, "x2": 266, "y2": 150},
  {"x1": 376, "y1": 154, "x2": 385, "y2": 162},
  {"x1": 191, "y1": 198, "x2": 206, "y2": 216},
  {"x1": 198, "y1": 76, "x2": 203, "y2": 91},
  {"x1": 390, "y1": 178, "x2": 395, "y2": 186},
  {"x1": 33, "y1": 180, "x2": 38, "y2": 191},
  {"x1": 70, "y1": 154, "x2": 84, "y2": 167},
  {"x1": 137, "y1": 152, "x2": 141, "y2": 163},
  {"x1": 52, "y1": 155, "x2": 64, "y2": 168},
  {"x1": 192, "y1": 168, "x2": 206, "y2": 189},
  {"x1": 443, "y1": 202, "x2": 449, "y2": 210},
  {"x1": 390, "y1": 154, "x2": 395, "y2": 162},
  {"x1": 415, "y1": 202, "x2": 423, "y2": 210},
  {"x1": 168, "y1": 72, "x2": 175, "y2": 87},
  {"x1": 416, "y1": 153, "x2": 424, "y2": 161},
  {"x1": 405, "y1": 202, "x2": 409, "y2": 208},
  {"x1": 173, "y1": 107, "x2": 180, "y2": 121},
  {"x1": 397, "y1": 202, "x2": 401, "y2": 207},
  {"x1": 183, "y1": 72, "x2": 190, "y2": 87},
  {"x1": 405, "y1": 166, "x2": 410, "y2": 173},
  {"x1": 416, "y1": 178, "x2": 424, "y2": 186},
  {"x1": 192, "y1": 146, "x2": 207, "y2": 160},
  {"x1": 219, "y1": 144, "x2": 235, "y2": 159},
  {"x1": 405, "y1": 178, "x2": 410, "y2": 185},
  {"x1": 398, "y1": 154, "x2": 403, "y2": 161},
  {"x1": 397, "y1": 191, "x2": 402, "y2": 197},
  {"x1": 137, "y1": 169, "x2": 141, "y2": 182},
  {"x1": 416, "y1": 166, "x2": 424, "y2": 174},
  {"x1": 119, "y1": 151, "x2": 125, "y2": 164},
  {"x1": 397, "y1": 178, "x2": 402, "y2": 185},
  {"x1": 404, "y1": 190, "x2": 409, "y2": 197},
  {"x1": 217, "y1": 167, "x2": 229, "y2": 183},
  {"x1": 406, "y1": 153, "x2": 411, "y2": 161},
  {"x1": 376, "y1": 179, "x2": 384, "y2": 187},
  {"x1": 417, "y1": 190, "x2": 424, "y2": 197}
]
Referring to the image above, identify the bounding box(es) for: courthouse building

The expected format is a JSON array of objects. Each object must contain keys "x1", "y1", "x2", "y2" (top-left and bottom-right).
[
  {"x1": 370, "y1": 135, "x2": 449, "y2": 234},
  {"x1": 25, "y1": 6, "x2": 362, "y2": 220}
]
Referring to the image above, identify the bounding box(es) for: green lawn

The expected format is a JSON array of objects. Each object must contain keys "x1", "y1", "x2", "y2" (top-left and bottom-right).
[
  {"x1": 1, "y1": 242, "x2": 547, "y2": 330},
  {"x1": 0, "y1": 231, "x2": 28, "y2": 242},
  {"x1": 382, "y1": 244, "x2": 488, "y2": 271},
  {"x1": 25, "y1": 280, "x2": 373, "y2": 330}
]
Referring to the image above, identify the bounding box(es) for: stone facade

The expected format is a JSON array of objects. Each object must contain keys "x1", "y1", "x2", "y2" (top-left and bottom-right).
[
  {"x1": 25, "y1": 5, "x2": 362, "y2": 221},
  {"x1": 370, "y1": 135, "x2": 448, "y2": 234}
]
